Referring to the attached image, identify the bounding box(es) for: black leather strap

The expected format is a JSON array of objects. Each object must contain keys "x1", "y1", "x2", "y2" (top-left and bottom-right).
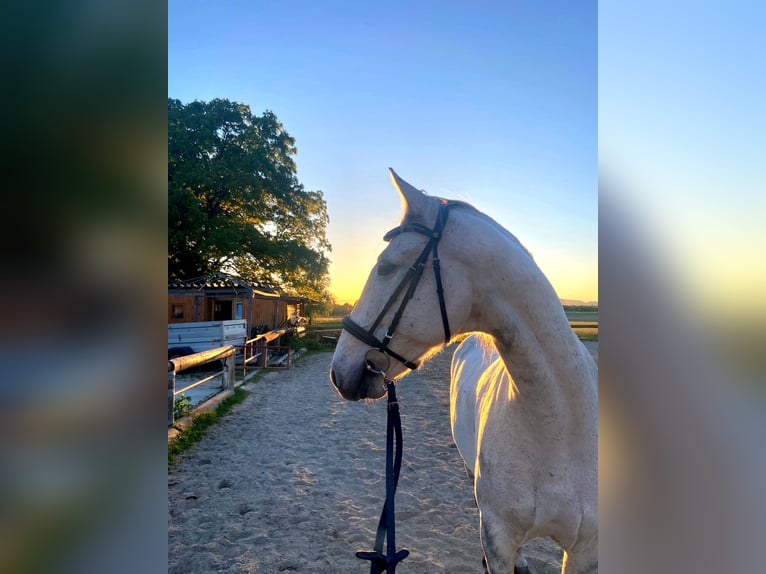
[
  {"x1": 341, "y1": 202, "x2": 453, "y2": 370},
  {"x1": 355, "y1": 380, "x2": 409, "y2": 573},
  {"x1": 341, "y1": 316, "x2": 419, "y2": 370}
]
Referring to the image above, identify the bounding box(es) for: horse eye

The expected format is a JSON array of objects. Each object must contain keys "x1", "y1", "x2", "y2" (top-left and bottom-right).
[{"x1": 377, "y1": 263, "x2": 396, "y2": 276}]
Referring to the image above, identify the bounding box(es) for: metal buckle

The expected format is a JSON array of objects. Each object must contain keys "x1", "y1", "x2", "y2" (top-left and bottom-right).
[{"x1": 365, "y1": 348, "x2": 390, "y2": 375}]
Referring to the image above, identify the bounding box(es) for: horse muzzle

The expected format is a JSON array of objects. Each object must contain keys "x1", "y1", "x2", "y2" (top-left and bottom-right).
[{"x1": 329, "y1": 366, "x2": 387, "y2": 401}]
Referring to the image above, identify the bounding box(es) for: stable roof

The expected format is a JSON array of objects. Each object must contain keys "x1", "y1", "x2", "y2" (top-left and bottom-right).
[{"x1": 168, "y1": 273, "x2": 280, "y2": 298}]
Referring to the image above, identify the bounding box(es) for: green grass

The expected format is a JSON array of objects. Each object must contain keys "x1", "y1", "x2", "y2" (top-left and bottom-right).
[
  {"x1": 308, "y1": 316, "x2": 344, "y2": 329},
  {"x1": 168, "y1": 386, "x2": 249, "y2": 466},
  {"x1": 287, "y1": 335, "x2": 336, "y2": 353},
  {"x1": 567, "y1": 310, "x2": 598, "y2": 342},
  {"x1": 575, "y1": 330, "x2": 599, "y2": 342},
  {"x1": 297, "y1": 317, "x2": 344, "y2": 352},
  {"x1": 572, "y1": 323, "x2": 598, "y2": 342},
  {"x1": 307, "y1": 317, "x2": 598, "y2": 343}
]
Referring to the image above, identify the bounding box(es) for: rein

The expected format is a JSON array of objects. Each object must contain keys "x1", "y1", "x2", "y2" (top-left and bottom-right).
[
  {"x1": 345, "y1": 202, "x2": 455, "y2": 573},
  {"x1": 355, "y1": 358, "x2": 409, "y2": 574},
  {"x1": 341, "y1": 201, "x2": 454, "y2": 370}
]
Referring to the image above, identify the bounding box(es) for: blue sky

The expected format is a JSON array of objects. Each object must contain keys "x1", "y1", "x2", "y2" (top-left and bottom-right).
[
  {"x1": 599, "y1": 1, "x2": 765, "y2": 312},
  {"x1": 169, "y1": 1, "x2": 598, "y2": 304}
]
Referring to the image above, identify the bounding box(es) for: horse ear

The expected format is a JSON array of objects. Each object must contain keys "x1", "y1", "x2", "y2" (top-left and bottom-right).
[{"x1": 389, "y1": 167, "x2": 427, "y2": 218}]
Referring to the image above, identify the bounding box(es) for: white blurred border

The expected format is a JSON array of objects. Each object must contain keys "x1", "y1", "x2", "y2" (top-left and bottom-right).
[{"x1": 600, "y1": 2, "x2": 766, "y2": 572}]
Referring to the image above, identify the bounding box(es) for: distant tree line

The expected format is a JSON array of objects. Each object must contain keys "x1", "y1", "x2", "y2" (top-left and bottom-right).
[
  {"x1": 330, "y1": 303, "x2": 354, "y2": 316},
  {"x1": 168, "y1": 98, "x2": 332, "y2": 301}
]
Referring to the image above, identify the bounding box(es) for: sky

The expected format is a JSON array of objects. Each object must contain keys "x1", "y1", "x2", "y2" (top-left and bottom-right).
[
  {"x1": 169, "y1": 1, "x2": 597, "y2": 305},
  {"x1": 599, "y1": 1, "x2": 765, "y2": 314}
]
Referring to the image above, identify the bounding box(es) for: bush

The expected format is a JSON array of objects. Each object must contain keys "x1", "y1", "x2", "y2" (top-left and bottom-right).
[{"x1": 173, "y1": 394, "x2": 193, "y2": 420}]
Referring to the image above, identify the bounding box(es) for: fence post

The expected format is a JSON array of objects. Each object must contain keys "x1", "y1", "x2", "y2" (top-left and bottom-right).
[
  {"x1": 257, "y1": 339, "x2": 268, "y2": 368},
  {"x1": 168, "y1": 362, "x2": 175, "y2": 427},
  {"x1": 242, "y1": 341, "x2": 250, "y2": 378},
  {"x1": 221, "y1": 354, "x2": 235, "y2": 390}
]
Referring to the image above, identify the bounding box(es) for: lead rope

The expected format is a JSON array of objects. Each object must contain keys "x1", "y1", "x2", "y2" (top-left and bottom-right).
[{"x1": 356, "y1": 369, "x2": 409, "y2": 573}]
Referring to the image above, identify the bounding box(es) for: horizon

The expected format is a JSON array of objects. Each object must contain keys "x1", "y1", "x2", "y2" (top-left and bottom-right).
[{"x1": 332, "y1": 297, "x2": 599, "y2": 308}]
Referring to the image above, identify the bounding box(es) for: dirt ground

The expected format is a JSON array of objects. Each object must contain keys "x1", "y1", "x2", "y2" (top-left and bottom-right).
[{"x1": 168, "y1": 342, "x2": 598, "y2": 573}]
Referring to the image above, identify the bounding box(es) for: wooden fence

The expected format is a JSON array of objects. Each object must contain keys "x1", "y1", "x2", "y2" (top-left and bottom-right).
[
  {"x1": 168, "y1": 345, "x2": 236, "y2": 427},
  {"x1": 240, "y1": 327, "x2": 292, "y2": 375},
  {"x1": 167, "y1": 327, "x2": 302, "y2": 427}
]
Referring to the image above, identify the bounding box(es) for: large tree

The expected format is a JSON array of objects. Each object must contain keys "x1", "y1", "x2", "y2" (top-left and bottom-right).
[{"x1": 168, "y1": 98, "x2": 331, "y2": 298}]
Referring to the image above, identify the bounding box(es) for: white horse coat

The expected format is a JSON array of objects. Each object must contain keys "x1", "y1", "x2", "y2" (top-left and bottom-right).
[
  {"x1": 451, "y1": 334, "x2": 598, "y2": 573},
  {"x1": 330, "y1": 169, "x2": 598, "y2": 573}
]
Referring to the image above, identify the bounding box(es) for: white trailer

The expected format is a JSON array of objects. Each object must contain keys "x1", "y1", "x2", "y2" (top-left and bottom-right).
[{"x1": 168, "y1": 319, "x2": 247, "y2": 358}]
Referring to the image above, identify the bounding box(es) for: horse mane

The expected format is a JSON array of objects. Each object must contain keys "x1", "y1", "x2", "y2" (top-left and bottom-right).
[
  {"x1": 406, "y1": 196, "x2": 534, "y2": 261},
  {"x1": 448, "y1": 332, "x2": 500, "y2": 361},
  {"x1": 444, "y1": 199, "x2": 534, "y2": 260},
  {"x1": 466, "y1": 332, "x2": 503, "y2": 363},
  {"x1": 400, "y1": 193, "x2": 535, "y2": 365}
]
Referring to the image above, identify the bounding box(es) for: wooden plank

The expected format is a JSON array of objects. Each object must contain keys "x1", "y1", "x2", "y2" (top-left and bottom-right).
[
  {"x1": 255, "y1": 327, "x2": 289, "y2": 344},
  {"x1": 169, "y1": 345, "x2": 236, "y2": 373}
]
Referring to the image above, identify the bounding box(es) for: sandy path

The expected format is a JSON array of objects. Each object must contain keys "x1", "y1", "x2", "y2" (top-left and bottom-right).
[{"x1": 168, "y1": 343, "x2": 596, "y2": 573}]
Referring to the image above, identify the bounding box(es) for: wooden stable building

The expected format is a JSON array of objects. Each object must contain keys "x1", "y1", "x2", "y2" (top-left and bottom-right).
[{"x1": 168, "y1": 273, "x2": 311, "y2": 338}]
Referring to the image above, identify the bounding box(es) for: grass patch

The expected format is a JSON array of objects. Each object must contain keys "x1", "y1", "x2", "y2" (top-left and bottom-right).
[
  {"x1": 308, "y1": 317, "x2": 344, "y2": 329},
  {"x1": 573, "y1": 325, "x2": 598, "y2": 341},
  {"x1": 569, "y1": 320, "x2": 598, "y2": 342},
  {"x1": 168, "y1": 386, "x2": 249, "y2": 466},
  {"x1": 287, "y1": 335, "x2": 336, "y2": 353},
  {"x1": 576, "y1": 331, "x2": 599, "y2": 342},
  {"x1": 306, "y1": 317, "x2": 599, "y2": 344}
]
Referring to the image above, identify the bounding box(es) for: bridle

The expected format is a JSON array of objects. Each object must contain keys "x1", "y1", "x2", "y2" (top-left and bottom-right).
[
  {"x1": 346, "y1": 201, "x2": 454, "y2": 574},
  {"x1": 341, "y1": 201, "x2": 454, "y2": 371}
]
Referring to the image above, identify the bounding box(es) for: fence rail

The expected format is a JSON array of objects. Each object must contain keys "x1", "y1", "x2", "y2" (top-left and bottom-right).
[
  {"x1": 166, "y1": 327, "x2": 302, "y2": 427},
  {"x1": 168, "y1": 345, "x2": 236, "y2": 427},
  {"x1": 239, "y1": 327, "x2": 292, "y2": 375}
]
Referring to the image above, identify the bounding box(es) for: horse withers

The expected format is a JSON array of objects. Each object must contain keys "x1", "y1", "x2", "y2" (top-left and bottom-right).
[{"x1": 330, "y1": 169, "x2": 597, "y2": 573}]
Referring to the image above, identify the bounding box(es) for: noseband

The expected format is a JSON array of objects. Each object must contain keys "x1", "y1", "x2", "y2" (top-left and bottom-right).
[{"x1": 342, "y1": 201, "x2": 454, "y2": 370}]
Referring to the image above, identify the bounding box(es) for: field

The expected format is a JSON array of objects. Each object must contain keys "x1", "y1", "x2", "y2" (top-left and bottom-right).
[
  {"x1": 307, "y1": 316, "x2": 344, "y2": 329},
  {"x1": 307, "y1": 306, "x2": 598, "y2": 341},
  {"x1": 565, "y1": 307, "x2": 598, "y2": 341}
]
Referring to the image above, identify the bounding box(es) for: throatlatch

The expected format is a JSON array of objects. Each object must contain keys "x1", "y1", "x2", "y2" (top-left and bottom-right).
[{"x1": 355, "y1": 350, "x2": 409, "y2": 574}]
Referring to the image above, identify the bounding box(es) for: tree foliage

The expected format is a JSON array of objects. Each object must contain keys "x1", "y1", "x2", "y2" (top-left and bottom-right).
[
  {"x1": 168, "y1": 98, "x2": 331, "y2": 298},
  {"x1": 304, "y1": 289, "x2": 336, "y2": 319}
]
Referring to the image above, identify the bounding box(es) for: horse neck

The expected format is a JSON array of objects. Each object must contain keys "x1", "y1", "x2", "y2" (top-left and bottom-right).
[{"x1": 456, "y1": 211, "x2": 596, "y2": 420}]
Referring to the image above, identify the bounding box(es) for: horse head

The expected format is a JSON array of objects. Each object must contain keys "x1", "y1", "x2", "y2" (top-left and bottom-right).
[{"x1": 330, "y1": 169, "x2": 473, "y2": 401}]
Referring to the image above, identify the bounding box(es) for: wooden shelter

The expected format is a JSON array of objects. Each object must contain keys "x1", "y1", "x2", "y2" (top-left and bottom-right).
[
  {"x1": 278, "y1": 294, "x2": 311, "y2": 327},
  {"x1": 168, "y1": 273, "x2": 282, "y2": 338},
  {"x1": 168, "y1": 273, "x2": 315, "y2": 338}
]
